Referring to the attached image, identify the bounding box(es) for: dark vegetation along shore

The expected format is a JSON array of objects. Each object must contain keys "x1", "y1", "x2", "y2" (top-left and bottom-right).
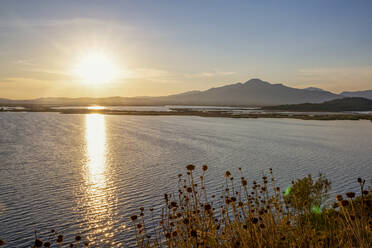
[
  {"x1": 262, "y1": 97, "x2": 372, "y2": 112},
  {"x1": 2, "y1": 166, "x2": 371, "y2": 247},
  {"x1": 1, "y1": 105, "x2": 372, "y2": 122}
]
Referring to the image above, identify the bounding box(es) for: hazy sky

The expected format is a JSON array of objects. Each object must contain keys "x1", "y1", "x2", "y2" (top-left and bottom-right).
[{"x1": 1, "y1": 0, "x2": 371, "y2": 99}]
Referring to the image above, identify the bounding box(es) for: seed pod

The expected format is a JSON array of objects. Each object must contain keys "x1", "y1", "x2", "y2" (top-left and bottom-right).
[
  {"x1": 35, "y1": 239, "x2": 43, "y2": 248},
  {"x1": 341, "y1": 200, "x2": 349, "y2": 207},
  {"x1": 186, "y1": 164, "x2": 195, "y2": 171},
  {"x1": 346, "y1": 192, "x2": 355, "y2": 198}
]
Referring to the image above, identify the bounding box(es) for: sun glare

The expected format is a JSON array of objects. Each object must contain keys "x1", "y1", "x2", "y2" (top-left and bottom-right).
[{"x1": 75, "y1": 53, "x2": 119, "y2": 85}]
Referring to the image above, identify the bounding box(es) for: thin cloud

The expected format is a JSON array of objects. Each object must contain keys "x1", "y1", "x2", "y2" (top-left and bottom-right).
[
  {"x1": 294, "y1": 66, "x2": 372, "y2": 92},
  {"x1": 184, "y1": 70, "x2": 236, "y2": 78}
]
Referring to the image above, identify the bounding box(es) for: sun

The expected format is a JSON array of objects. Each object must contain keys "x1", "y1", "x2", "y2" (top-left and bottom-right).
[{"x1": 75, "y1": 53, "x2": 119, "y2": 85}]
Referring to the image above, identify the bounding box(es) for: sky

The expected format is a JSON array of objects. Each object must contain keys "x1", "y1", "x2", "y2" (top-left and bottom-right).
[{"x1": 0, "y1": 0, "x2": 371, "y2": 99}]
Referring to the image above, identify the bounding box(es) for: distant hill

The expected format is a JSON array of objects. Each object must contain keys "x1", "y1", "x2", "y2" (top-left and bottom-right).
[
  {"x1": 262, "y1": 97, "x2": 372, "y2": 112},
  {"x1": 341, "y1": 90, "x2": 372, "y2": 100},
  {"x1": 0, "y1": 98, "x2": 12, "y2": 103},
  {"x1": 303, "y1": 87, "x2": 327, "y2": 92},
  {"x1": 154, "y1": 79, "x2": 341, "y2": 106},
  {"x1": 0, "y1": 78, "x2": 345, "y2": 106}
]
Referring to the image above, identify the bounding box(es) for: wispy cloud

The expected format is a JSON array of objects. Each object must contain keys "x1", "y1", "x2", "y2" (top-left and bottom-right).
[
  {"x1": 0, "y1": 17, "x2": 129, "y2": 30},
  {"x1": 184, "y1": 70, "x2": 236, "y2": 78},
  {"x1": 298, "y1": 66, "x2": 372, "y2": 78},
  {"x1": 125, "y1": 68, "x2": 170, "y2": 79},
  {"x1": 294, "y1": 66, "x2": 372, "y2": 91},
  {"x1": 0, "y1": 67, "x2": 74, "y2": 84}
]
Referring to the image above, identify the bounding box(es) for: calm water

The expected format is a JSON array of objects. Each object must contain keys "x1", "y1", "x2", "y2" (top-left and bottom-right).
[{"x1": 1, "y1": 113, "x2": 372, "y2": 247}]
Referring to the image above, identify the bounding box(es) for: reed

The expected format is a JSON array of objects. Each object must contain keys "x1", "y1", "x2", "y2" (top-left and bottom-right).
[{"x1": 130, "y1": 166, "x2": 371, "y2": 248}]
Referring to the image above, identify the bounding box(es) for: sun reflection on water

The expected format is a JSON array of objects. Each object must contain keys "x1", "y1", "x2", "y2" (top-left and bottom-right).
[
  {"x1": 86, "y1": 114, "x2": 106, "y2": 185},
  {"x1": 87, "y1": 106, "x2": 105, "y2": 110},
  {"x1": 83, "y1": 114, "x2": 118, "y2": 246}
]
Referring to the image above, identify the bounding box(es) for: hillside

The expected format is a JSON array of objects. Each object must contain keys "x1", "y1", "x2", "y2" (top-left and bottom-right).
[
  {"x1": 0, "y1": 79, "x2": 344, "y2": 106},
  {"x1": 262, "y1": 97, "x2": 372, "y2": 112},
  {"x1": 156, "y1": 79, "x2": 341, "y2": 106},
  {"x1": 341, "y1": 90, "x2": 372, "y2": 100}
]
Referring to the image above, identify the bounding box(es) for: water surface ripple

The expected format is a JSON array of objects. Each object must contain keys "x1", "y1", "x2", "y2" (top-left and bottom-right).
[{"x1": 1, "y1": 113, "x2": 372, "y2": 247}]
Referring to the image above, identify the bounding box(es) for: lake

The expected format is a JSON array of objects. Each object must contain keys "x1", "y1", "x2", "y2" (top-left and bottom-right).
[{"x1": 0, "y1": 112, "x2": 371, "y2": 247}]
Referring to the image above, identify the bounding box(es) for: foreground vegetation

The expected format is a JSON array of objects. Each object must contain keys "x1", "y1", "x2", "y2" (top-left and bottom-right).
[
  {"x1": 129, "y1": 166, "x2": 371, "y2": 248},
  {"x1": 1, "y1": 166, "x2": 371, "y2": 247}
]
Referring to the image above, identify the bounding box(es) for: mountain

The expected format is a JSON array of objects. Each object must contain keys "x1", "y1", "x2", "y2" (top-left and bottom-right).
[
  {"x1": 0, "y1": 98, "x2": 9, "y2": 103},
  {"x1": 341, "y1": 90, "x2": 372, "y2": 100},
  {"x1": 262, "y1": 97, "x2": 372, "y2": 112},
  {"x1": 0, "y1": 79, "x2": 343, "y2": 106},
  {"x1": 303, "y1": 87, "x2": 326, "y2": 92},
  {"x1": 154, "y1": 79, "x2": 341, "y2": 106}
]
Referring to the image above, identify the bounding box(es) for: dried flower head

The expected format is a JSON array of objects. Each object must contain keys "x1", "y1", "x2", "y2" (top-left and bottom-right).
[
  {"x1": 341, "y1": 200, "x2": 349, "y2": 207},
  {"x1": 204, "y1": 203, "x2": 212, "y2": 211},
  {"x1": 346, "y1": 192, "x2": 355, "y2": 198},
  {"x1": 251, "y1": 217, "x2": 258, "y2": 224},
  {"x1": 35, "y1": 239, "x2": 43, "y2": 248},
  {"x1": 56, "y1": 235, "x2": 63, "y2": 243},
  {"x1": 186, "y1": 164, "x2": 195, "y2": 171},
  {"x1": 170, "y1": 201, "x2": 178, "y2": 208}
]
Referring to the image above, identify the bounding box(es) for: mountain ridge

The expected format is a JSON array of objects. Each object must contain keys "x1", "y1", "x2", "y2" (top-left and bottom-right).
[
  {"x1": 0, "y1": 78, "x2": 369, "y2": 106},
  {"x1": 157, "y1": 79, "x2": 341, "y2": 106},
  {"x1": 341, "y1": 90, "x2": 372, "y2": 100}
]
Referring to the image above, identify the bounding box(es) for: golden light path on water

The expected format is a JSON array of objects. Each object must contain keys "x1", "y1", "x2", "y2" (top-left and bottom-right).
[{"x1": 84, "y1": 114, "x2": 120, "y2": 246}]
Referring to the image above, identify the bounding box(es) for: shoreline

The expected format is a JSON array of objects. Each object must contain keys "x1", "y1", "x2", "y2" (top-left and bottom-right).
[{"x1": 1, "y1": 108, "x2": 372, "y2": 121}]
